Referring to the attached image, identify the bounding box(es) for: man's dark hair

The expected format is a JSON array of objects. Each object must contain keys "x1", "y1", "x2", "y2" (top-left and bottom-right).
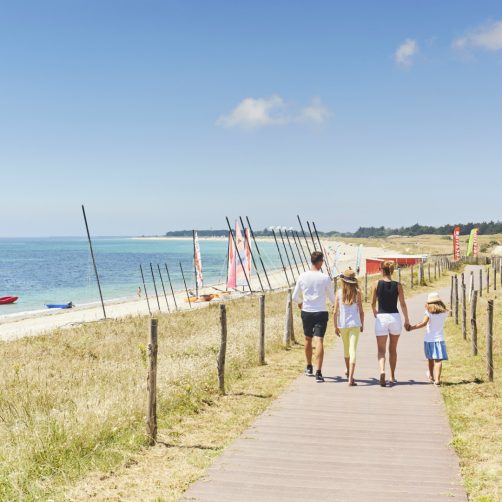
[{"x1": 311, "y1": 251, "x2": 324, "y2": 265}]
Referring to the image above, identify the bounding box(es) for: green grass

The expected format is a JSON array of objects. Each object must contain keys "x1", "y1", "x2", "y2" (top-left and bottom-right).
[
  {"x1": 442, "y1": 274, "x2": 502, "y2": 502},
  {"x1": 0, "y1": 290, "x2": 302, "y2": 500}
]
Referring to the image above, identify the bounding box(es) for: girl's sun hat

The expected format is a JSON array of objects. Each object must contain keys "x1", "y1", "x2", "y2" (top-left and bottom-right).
[
  {"x1": 340, "y1": 267, "x2": 358, "y2": 284},
  {"x1": 427, "y1": 292, "x2": 442, "y2": 304}
]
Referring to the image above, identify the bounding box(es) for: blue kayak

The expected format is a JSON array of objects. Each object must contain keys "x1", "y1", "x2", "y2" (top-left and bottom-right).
[{"x1": 46, "y1": 302, "x2": 73, "y2": 309}]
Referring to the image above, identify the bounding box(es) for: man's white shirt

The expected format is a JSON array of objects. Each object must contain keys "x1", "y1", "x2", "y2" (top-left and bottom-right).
[{"x1": 292, "y1": 270, "x2": 335, "y2": 312}]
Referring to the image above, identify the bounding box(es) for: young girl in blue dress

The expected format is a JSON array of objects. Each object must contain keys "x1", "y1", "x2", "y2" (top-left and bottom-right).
[{"x1": 408, "y1": 292, "x2": 449, "y2": 386}]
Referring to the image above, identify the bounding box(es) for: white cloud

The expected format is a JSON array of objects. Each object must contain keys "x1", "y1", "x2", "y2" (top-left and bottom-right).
[
  {"x1": 216, "y1": 95, "x2": 287, "y2": 129},
  {"x1": 300, "y1": 97, "x2": 330, "y2": 124},
  {"x1": 394, "y1": 38, "x2": 419, "y2": 66},
  {"x1": 217, "y1": 96, "x2": 331, "y2": 129},
  {"x1": 452, "y1": 20, "x2": 502, "y2": 51}
]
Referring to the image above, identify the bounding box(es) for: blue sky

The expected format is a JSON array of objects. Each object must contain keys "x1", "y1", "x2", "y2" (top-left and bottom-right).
[{"x1": 1, "y1": 0, "x2": 501, "y2": 236}]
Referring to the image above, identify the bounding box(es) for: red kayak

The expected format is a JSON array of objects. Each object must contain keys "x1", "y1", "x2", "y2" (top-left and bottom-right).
[{"x1": 0, "y1": 296, "x2": 18, "y2": 305}]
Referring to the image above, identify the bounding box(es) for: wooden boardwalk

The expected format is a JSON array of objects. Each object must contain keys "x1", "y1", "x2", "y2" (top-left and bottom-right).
[{"x1": 181, "y1": 288, "x2": 467, "y2": 502}]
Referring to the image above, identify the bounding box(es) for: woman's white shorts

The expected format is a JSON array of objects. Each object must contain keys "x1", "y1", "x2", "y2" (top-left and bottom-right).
[{"x1": 375, "y1": 313, "x2": 402, "y2": 336}]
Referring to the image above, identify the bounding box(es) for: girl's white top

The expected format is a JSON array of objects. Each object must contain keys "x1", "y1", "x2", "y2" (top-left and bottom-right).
[
  {"x1": 337, "y1": 290, "x2": 361, "y2": 328},
  {"x1": 424, "y1": 311, "x2": 447, "y2": 342}
]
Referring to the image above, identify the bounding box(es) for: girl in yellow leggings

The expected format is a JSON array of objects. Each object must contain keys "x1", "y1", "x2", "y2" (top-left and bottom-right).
[{"x1": 334, "y1": 268, "x2": 364, "y2": 386}]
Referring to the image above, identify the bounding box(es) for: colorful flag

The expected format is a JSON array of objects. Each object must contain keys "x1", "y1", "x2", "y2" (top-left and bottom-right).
[
  {"x1": 226, "y1": 232, "x2": 236, "y2": 289},
  {"x1": 466, "y1": 228, "x2": 479, "y2": 257},
  {"x1": 194, "y1": 231, "x2": 203, "y2": 288},
  {"x1": 356, "y1": 244, "x2": 363, "y2": 274},
  {"x1": 235, "y1": 222, "x2": 249, "y2": 287},
  {"x1": 453, "y1": 226, "x2": 461, "y2": 262}
]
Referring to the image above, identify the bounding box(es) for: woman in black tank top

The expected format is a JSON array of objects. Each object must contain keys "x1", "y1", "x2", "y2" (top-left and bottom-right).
[{"x1": 371, "y1": 260, "x2": 410, "y2": 387}]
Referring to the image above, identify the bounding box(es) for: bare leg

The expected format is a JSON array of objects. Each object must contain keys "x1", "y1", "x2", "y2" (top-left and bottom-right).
[
  {"x1": 316, "y1": 337, "x2": 324, "y2": 371},
  {"x1": 434, "y1": 360, "x2": 443, "y2": 384},
  {"x1": 348, "y1": 363, "x2": 356, "y2": 385},
  {"x1": 376, "y1": 335, "x2": 387, "y2": 373},
  {"x1": 344, "y1": 357, "x2": 350, "y2": 377},
  {"x1": 427, "y1": 359, "x2": 434, "y2": 382},
  {"x1": 304, "y1": 337, "x2": 313, "y2": 366},
  {"x1": 388, "y1": 334, "x2": 400, "y2": 381}
]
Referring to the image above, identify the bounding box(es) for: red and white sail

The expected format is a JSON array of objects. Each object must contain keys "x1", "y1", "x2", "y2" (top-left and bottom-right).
[
  {"x1": 227, "y1": 232, "x2": 237, "y2": 289},
  {"x1": 194, "y1": 231, "x2": 203, "y2": 289},
  {"x1": 227, "y1": 222, "x2": 252, "y2": 289}
]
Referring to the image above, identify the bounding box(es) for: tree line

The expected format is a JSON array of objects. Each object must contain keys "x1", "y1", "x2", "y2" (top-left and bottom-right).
[{"x1": 164, "y1": 221, "x2": 502, "y2": 238}]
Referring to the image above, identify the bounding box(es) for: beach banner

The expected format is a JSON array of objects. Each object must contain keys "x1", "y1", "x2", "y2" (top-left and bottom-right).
[
  {"x1": 235, "y1": 222, "x2": 249, "y2": 287},
  {"x1": 226, "y1": 232, "x2": 237, "y2": 289},
  {"x1": 466, "y1": 228, "x2": 479, "y2": 257},
  {"x1": 194, "y1": 231, "x2": 203, "y2": 288},
  {"x1": 453, "y1": 226, "x2": 461, "y2": 262},
  {"x1": 356, "y1": 244, "x2": 363, "y2": 274}
]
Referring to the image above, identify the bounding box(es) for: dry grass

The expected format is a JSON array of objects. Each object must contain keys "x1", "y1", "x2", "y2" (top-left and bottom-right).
[
  {"x1": 442, "y1": 271, "x2": 502, "y2": 502},
  {"x1": 332, "y1": 234, "x2": 502, "y2": 257},
  {"x1": 0, "y1": 290, "x2": 308, "y2": 500}
]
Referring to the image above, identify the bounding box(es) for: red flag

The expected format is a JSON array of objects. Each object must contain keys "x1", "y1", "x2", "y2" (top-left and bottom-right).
[
  {"x1": 226, "y1": 232, "x2": 236, "y2": 289},
  {"x1": 453, "y1": 226, "x2": 461, "y2": 262}
]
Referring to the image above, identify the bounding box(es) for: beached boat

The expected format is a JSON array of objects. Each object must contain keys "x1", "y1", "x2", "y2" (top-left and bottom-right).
[
  {"x1": 46, "y1": 302, "x2": 73, "y2": 309},
  {"x1": 0, "y1": 296, "x2": 18, "y2": 305}
]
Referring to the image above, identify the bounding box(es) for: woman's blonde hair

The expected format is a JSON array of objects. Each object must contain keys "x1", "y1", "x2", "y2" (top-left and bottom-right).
[
  {"x1": 426, "y1": 301, "x2": 447, "y2": 314},
  {"x1": 381, "y1": 260, "x2": 395, "y2": 277},
  {"x1": 342, "y1": 280, "x2": 359, "y2": 305}
]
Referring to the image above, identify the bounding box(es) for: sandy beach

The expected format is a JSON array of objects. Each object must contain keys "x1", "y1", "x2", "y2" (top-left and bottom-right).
[{"x1": 0, "y1": 239, "x2": 405, "y2": 342}]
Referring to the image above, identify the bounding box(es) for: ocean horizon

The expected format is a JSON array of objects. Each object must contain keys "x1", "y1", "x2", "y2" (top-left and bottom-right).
[{"x1": 0, "y1": 237, "x2": 284, "y2": 316}]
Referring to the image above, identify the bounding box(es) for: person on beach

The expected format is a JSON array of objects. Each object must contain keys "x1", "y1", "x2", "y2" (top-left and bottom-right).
[
  {"x1": 293, "y1": 251, "x2": 335, "y2": 383},
  {"x1": 334, "y1": 268, "x2": 364, "y2": 386},
  {"x1": 371, "y1": 260, "x2": 410, "y2": 387},
  {"x1": 137, "y1": 286, "x2": 142, "y2": 298},
  {"x1": 407, "y1": 292, "x2": 448, "y2": 386}
]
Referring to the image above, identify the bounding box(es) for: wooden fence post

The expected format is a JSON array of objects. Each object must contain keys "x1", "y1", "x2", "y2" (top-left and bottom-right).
[
  {"x1": 434, "y1": 262, "x2": 437, "y2": 280},
  {"x1": 479, "y1": 268, "x2": 483, "y2": 297},
  {"x1": 284, "y1": 289, "x2": 292, "y2": 347},
  {"x1": 450, "y1": 275, "x2": 454, "y2": 317},
  {"x1": 428, "y1": 262, "x2": 431, "y2": 283},
  {"x1": 471, "y1": 291, "x2": 478, "y2": 356},
  {"x1": 461, "y1": 283, "x2": 467, "y2": 340},
  {"x1": 494, "y1": 266, "x2": 497, "y2": 291},
  {"x1": 259, "y1": 295, "x2": 265, "y2": 365},
  {"x1": 470, "y1": 271, "x2": 474, "y2": 303},
  {"x1": 487, "y1": 300, "x2": 494, "y2": 382},
  {"x1": 218, "y1": 304, "x2": 227, "y2": 394},
  {"x1": 364, "y1": 273, "x2": 368, "y2": 302},
  {"x1": 146, "y1": 318, "x2": 158, "y2": 446},
  {"x1": 454, "y1": 275, "x2": 459, "y2": 325},
  {"x1": 398, "y1": 267, "x2": 401, "y2": 284},
  {"x1": 410, "y1": 266, "x2": 414, "y2": 289},
  {"x1": 487, "y1": 267, "x2": 490, "y2": 294},
  {"x1": 289, "y1": 290, "x2": 296, "y2": 344}
]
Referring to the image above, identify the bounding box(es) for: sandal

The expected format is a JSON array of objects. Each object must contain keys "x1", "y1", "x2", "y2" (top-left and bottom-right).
[
  {"x1": 433, "y1": 381, "x2": 441, "y2": 387},
  {"x1": 348, "y1": 381, "x2": 358, "y2": 386},
  {"x1": 426, "y1": 371, "x2": 433, "y2": 384},
  {"x1": 379, "y1": 373, "x2": 386, "y2": 387}
]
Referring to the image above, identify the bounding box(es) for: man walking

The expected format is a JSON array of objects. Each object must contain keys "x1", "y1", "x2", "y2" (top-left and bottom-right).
[{"x1": 292, "y1": 251, "x2": 335, "y2": 382}]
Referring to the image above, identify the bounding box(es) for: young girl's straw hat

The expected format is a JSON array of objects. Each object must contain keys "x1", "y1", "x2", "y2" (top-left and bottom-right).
[
  {"x1": 340, "y1": 268, "x2": 358, "y2": 284},
  {"x1": 427, "y1": 292, "x2": 442, "y2": 303}
]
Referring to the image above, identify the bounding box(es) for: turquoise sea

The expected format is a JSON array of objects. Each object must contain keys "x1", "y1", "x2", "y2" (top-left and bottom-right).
[{"x1": 0, "y1": 237, "x2": 284, "y2": 315}]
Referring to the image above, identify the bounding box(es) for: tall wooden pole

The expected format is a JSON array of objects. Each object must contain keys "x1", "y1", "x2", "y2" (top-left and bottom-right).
[
  {"x1": 218, "y1": 304, "x2": 227, "y2": 394},
  {"x1": 150, "y1": 263, "x2": 161, "y2": 312},
  {"x1": 284, "y1": 229, "x2": 301, "y2": 276},
  {"x1": 306, "y1": 221, "x2": 317, "y2": 250},
  {"x1": 471, "y1": 291, "x2": 478, "y2": 356},
  {"x1": 81, "y1": 205, "x2": 106, "y2": 319},
  {"x1": 239, "y1": 216, "x2": 264, "y2": 292},
  {"x1": 259, "y1": 295, "x2": 265, "y2": 365},
  {"x1": 295, "y1": 230, "x2": 310, "y2": 266},
  {"x1": 164, "y1": 264, "x2": 178, "y2": 311},
  {"x1": 461, "y1": 283, "x2": 467, "y2": 340},
  {"x1": 225, "y1": 217, "x2": 252, "y2": 292},
  {"x1": 179, "y1": 261, "x2": 192, "y2": 308},
  {"x1": 157, "y1": 264, "x2": 170, "y2": 312},
  {"x1": 279, "y1": 228, "x2": 296, "y2": 280},
  {"x1": 246, "y1": 216, "x2": 272, "y2": 290},
  {"x1": 140, "y1": 264, "x2": 152, "y2": 316},
  {"x1": 312, "y1": 221, "x2": 333, "y2": 279},
  {"x1": 291, "y1": 230, "x2": 307, "y2": 271},
  {"x1": 271, "y1": 228, "x2": 290, "y2": 288},
  {"x1": 297, "y1": 215, "x2": 312, "y2": 256}
]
